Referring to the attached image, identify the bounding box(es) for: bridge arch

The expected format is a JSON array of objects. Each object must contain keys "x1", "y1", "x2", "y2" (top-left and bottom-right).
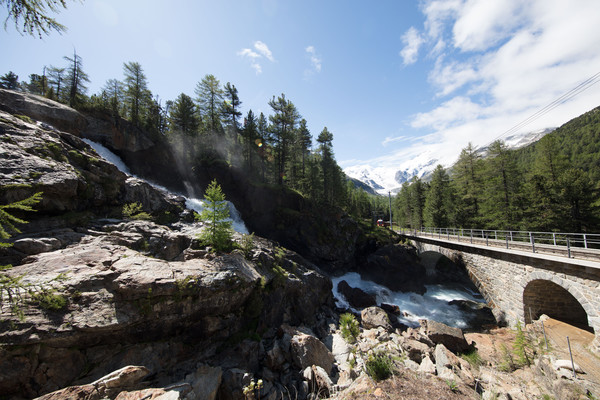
[{"x1": 522, "y1": 272, "x2": 594, "y2": 332}]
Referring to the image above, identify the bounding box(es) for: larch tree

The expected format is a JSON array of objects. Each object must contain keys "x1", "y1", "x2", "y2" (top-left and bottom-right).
[
  {"x1": 199, "y1": 179, "x2": 233, "y2": 252},
  {"x1": 195, "y1": 74, "x2": 223, "y2": 134},
  {"x1": 268, "y1": 93, "x2": 300, "y2": 185},
  {"x1": 0, "y1": 0, "x2": 81, "y2": 37},
  {"x1": 317, "y1": 127, "x2": 335, "y2": 202},
  {"x1": 123, "y1": 61, "x2": 151, "y2": 126},
  {"x1": 47, "y1": 66, "x2": 65, "y2": 100},
  {"x1": 221, "y1": 82, "x2": 242, "y2": 134},
  {"x1": 63, "y1": 50, "x2": 89, "y2": 108}
]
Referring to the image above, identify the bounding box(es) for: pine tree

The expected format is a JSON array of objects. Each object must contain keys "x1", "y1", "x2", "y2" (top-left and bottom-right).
[
  {"x1": 102, "y1": 78, "x2": 125, "y2": 118},
  {"x1": 317, "y1": 127, "x2": 335, "y2": 202},
  {"x1": 453, "y1": 143, "x2": 482, "y2": 227},
  {"x1": 241, "y1": 109, "x2": 258, "y2": 170},
  {"x1": 424, "y1": 165, "x2": 454, "y2": 227},
  {"x1": 47, "y1": 66, "x2": 65, "y2": 100},
  {"x1": 64, "y1": 50, "x2": 89, "y2": 108},
  {"x1": 195, "y1": 74, "x2": 223, "y2": 134},
  {"x1": 123, "y1": 61, "x2": 151, "y2": 126},
  {"x1": 199, "y1": 180, "x2": 233, "y2": 252},
  {"x1": 221, "y1": 82, "x2": 242, "y2": 133},
  {"x1": 268, "y1": 93, "x2": 300, "y2": 185},
  {"x1": 0, "y1": 71, "x2": 19, "y2": 90}
]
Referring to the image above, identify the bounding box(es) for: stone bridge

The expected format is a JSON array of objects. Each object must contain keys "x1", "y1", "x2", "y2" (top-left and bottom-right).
[{"x1": 401, "y1": 234, "x2": 600, "y2": 353}]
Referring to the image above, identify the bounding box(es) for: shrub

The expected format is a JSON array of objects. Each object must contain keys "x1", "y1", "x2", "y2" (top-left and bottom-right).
[
  {"x1": 241, "y1": 233, "x2": 255, "y2": 259},
  {"x1": 339, "y1": 312, "x2": 360, "y2": 343},
  {"x1": 31, "y1": 288, "x2": 67, "y2": 311},
  {"x1": 365, "y1": 351, "x2": 394, "y2": 381},
  {"x1": 122, "y1": 202, "x2": 152, "y2": 220}
]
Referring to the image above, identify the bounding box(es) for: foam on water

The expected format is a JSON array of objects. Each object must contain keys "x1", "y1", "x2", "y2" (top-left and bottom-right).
[
  {"x1": 83, "y1": 139, "x2": 249, "y2": 234},
  {"x1": 331, "y1": 272, "x2": 486, "y2": 329}
]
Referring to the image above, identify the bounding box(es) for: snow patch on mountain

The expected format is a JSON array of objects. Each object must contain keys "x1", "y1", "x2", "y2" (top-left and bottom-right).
[{"x1": 344, "y1": 128, "x2": 554, "y2": 195}]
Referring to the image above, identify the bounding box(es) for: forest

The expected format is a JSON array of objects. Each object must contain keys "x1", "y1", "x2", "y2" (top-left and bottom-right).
[
  {"x1": 0, "y1": 55, "x2": 375, "y2": 220},
  {"x1": 2, "y1": 59, "x2": 599, "y2": 234},
  {"x1": 394, "y1": 106, "x2": 600, "y2": 233}
]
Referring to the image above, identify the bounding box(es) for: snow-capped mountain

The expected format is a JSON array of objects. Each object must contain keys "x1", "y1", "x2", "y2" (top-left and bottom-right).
[
  {"x1": 344, "y1": 157, "x2": 439, "y2": 195},
  {"x1": 344, "y1": 128, "x2": 554, "y2": 195}
]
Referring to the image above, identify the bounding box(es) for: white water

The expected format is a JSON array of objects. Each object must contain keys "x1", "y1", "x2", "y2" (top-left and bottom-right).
[
  {"x1": 331, "y1": 272, "x2": 486, "y2": 329},
  {"x1": 82, "y1": 139, "x2": 249, "y2": 234}
]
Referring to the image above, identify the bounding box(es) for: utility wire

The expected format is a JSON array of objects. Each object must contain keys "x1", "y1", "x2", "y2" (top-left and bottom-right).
[{"x1": 477, "y1": 70, "x2": 600, "y2": 150}]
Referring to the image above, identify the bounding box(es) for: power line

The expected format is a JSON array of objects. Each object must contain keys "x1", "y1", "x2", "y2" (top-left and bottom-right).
[{"x1": 478, "y1": 70, "x2": 600, "y2": 150}]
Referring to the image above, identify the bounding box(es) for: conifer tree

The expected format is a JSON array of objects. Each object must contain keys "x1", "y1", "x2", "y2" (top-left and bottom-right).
[
  {"x1": 221, "y1": 82, "x2": 242, "y2": 133},
  {"x1": 1, "y1": 0, "x2": 78, "y2": 37},
  {"x1": 47, "y1": 66, "x2": 65, "y2": 100},
  {"x1": 268, "y1": 93, "x2": 300, "y2": 185},
  {"x1": 123, "y1": 61, "x2": 151, "y2": 126},
  {"x1": 195, "y1": 74, "x2": 223, "y2": 134},
  {"x1": 199, "y1": 180, "x2": 233, "y2": 252},
  {"x1": 0, "y1": 71, "x2": 19, "y2": 89},
  {"x1": 64, "y1": 50, "x2": 89, "y2": 107},
  {"x1": 424, "y1": 165, "x2": 454, "y2": 227}
]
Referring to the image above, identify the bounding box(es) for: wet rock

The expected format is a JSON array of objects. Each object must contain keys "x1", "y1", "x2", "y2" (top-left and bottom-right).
[
  {"x1": 337, "y1": 280, "x2": 376, "y2": 308},
  {"x1": 380, "y1": 303, "x2": 401, "y2": 315}
]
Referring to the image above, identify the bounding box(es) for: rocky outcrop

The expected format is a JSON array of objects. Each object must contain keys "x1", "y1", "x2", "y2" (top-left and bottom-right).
[
  {"x1": 337, "y1": 280, "x2": 376, "y2": 308},
  {"x1": 357, "y1": 243, "x2": 427, "y2": 294},
  {"x1": 0, "y1": 221, "x2": 333, "y2": 398},
  {"x1": 0, "y1": 109, "x2": 183, "y2": 229}
]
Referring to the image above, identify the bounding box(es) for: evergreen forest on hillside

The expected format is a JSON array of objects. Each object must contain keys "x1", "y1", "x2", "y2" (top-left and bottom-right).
[
  {"x1": 2, "y1": 62, "x2": 600, "y2": 234},
  {"x1": 0, "y1": 58, "x2": 377, "y2": 220},
  {"x1": 395, "y1": 106, "x2": 600, "y2": 233}
]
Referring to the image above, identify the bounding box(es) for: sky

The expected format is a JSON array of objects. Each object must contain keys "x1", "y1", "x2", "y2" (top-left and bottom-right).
[{"x1": 2, "y1": 0, "x2": 600, "y2": 174}]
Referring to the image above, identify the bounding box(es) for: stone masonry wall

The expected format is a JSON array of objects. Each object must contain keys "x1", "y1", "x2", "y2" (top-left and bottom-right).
[{"x1": 410, "y1": 239, "x2": 600, "y2": 353}]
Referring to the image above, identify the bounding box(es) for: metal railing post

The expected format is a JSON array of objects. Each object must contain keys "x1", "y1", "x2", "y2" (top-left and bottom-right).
[
  {"x1": 553, "y1": 233, "x2": 556, "y2": 246},
  {"x1": 506, "y1": 235, "x2": 509, "y2": 249},
  {"x1": 470, "y1": 229, "x2": 473, "y2": 244},
  {"x1": 567, "y1": 238, "x2": 571, "y2": 258},
  {"x1": 530, "y1": 232, "x2": 535, "y2": 253},
  {"x1": 584, "y1": 234, "x2": 588, "y2": 249},
  {"x1": 486, "y1": 232, "x2": 489, "y2": 246}
]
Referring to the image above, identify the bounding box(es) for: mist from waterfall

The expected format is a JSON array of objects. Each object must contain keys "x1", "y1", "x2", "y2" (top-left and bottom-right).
[{"x1": 82, "y1": 139, "x2": 249, "y2": 234}]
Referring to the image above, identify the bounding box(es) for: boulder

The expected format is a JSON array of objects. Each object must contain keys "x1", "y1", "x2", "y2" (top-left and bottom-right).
[
  {"x1": 337, "y1": 280, "x2": 376, "y2": 308},
  {"x1": 380, "y1": 303, "x2": 401, "y2": 315},
  {"x1": 184, "y1": 364, "x2": 222, "y2": 400},
  {"x1": 360, "y1": 307, "x2": 392, "y2": 331},
  {"x1": 302, "y1": 365, "x2": 333, "y2": 397},
  {"x1": 290, "y1": 333, "x2": 335, "y2": 375},
  {"x1": 448, "y1": 299, "x2": 496, "y2": 329},
  {"x1": 421, "y1": 319, "x2": 470, "y2": 353}
]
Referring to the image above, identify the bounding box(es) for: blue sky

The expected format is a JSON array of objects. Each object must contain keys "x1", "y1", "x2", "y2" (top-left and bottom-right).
[{"x1": 2, "y1": 1, "x2": 600, "y2": 175}]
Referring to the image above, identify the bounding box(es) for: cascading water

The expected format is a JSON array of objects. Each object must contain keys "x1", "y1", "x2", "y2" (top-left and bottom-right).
[
  {"x1": 82, "y1": 139, "x2": 249, "y2": 234},
  {"x1": 331, "y1": 272, "x2": 487, "y2": 329}
]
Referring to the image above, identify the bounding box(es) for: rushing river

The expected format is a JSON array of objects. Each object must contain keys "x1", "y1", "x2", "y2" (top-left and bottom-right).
[
  {"x1": 82, "y1": 139, "x2": 249, "y2": 234},
  {"x1": 331, "y1": 272, "x2": 486, "y2": 329}
]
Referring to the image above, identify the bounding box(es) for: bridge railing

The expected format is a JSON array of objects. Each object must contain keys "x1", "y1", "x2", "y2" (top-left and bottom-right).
[{"x1": 396, "y1": 227, "x2": 600, "y2": 260}]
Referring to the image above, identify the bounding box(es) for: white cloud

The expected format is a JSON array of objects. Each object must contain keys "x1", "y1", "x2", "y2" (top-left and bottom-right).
[
  {"x1": 237, "y1": 41, "x2": 275, "y2": 74},
  {"x1": 382, "y1": 135, "x2": 407, "y2": 146},
  {"x1": 306, "y1": 46, "x2": 322, "y2": 72},
  {"x1": 351, "y1": 0, "x2": 600, "y2": 174},
  {"x1": 399, "y1": 27, "x2": 424, "y2": 65},
  {"x1": 304, "y1": 46, "x2": 322, "y2": 78},
  {"x1": 254, "y1": 41, "x2": 275, "y2": 62}
]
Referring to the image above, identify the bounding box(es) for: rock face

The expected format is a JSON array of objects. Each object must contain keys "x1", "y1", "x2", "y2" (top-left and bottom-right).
[
  {"x1": 0, "y1": 221, "x2": 333, "y2": 398},
  {"x1": 357, "y1": 244, "x2": 427, "y2": 294},
  {"x1": 0, "y1": 109, "x2": 183, "y2": 227},
  {"x1": 337, "y1": 280, "x2": 377, "y2": 308}
]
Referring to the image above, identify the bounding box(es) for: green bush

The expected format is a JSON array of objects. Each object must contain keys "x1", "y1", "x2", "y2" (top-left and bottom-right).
[
  {"x1": 31, "y1": 288, "x2": 67, "y2": 311},
  {"x1": 339, "y1": 312, "x2": 360, "y2": 343},
  {"x1": 122, "y1": 202, "x2": 152, "y2": 220},
  {"x1": 365, "y1": 351, "x2": 394, "y2": 381}
]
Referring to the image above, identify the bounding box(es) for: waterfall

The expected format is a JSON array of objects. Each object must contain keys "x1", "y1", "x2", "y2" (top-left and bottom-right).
[{"x1": 82, "y1": 139, "x2": 249, "y2": 234}]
